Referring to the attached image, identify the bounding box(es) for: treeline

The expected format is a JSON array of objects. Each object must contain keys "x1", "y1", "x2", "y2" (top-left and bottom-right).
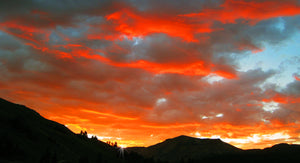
[
  {"x1": 78, "y1": 130, "x2": 118, "y2": 147},
  {"x1": 76, "y1": 130, "x2": 157, "y2": 163}
]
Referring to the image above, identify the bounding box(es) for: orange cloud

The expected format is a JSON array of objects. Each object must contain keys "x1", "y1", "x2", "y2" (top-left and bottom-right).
[
  {"x1": 141, "y1": 123, "x2": 202, "y2": 129},
  {"x1": 81, "y1": 109, "x2": 138, "y2": 120}
]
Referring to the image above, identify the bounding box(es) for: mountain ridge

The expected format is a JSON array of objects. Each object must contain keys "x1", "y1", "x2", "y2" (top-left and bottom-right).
[
  {"x1": 127, "y1": 135, "x2": 300, "y2": 162},
  {"x1": 0, "y1": 98, "x2": 121, "y2": 163},
  {"x1": 127, "y1": 134, "x2": 242, "y2": 162}
]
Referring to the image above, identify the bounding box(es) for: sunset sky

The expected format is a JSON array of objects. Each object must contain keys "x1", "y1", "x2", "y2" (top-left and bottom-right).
[{"x1": 1, "y1": 0, "x2": 300, "y2": 149}]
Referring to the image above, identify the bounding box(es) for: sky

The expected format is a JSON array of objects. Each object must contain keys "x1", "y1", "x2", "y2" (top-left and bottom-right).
[{"x1": 0, "y1": 0, "x2": 300, "y2": 149}]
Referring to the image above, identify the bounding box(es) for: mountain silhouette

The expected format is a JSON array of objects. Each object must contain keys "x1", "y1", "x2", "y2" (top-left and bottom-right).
[
  {"x1": 127, "y1": 135, "x2": 242, "y2": 162},
  {"x1": 0, "y1": 98, "x2": 122, "y2": 163},
  {"x1": 128, "y1": 135, "x2": 300, "y2": 163}
]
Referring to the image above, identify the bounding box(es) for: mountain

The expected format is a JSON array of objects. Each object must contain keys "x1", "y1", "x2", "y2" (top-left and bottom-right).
[
  {"x1": 205, "y1": 143, "x2": 300, "y2": 163},
  {"x1": 0, "y1": 98, "x2": 122, "y2": 163},
  {"x1": 128, "y1": 135, "x2": 300, "y2": 163},
  {"x1": 127, "y1": 135, "x2": 242, "y2": 162}
]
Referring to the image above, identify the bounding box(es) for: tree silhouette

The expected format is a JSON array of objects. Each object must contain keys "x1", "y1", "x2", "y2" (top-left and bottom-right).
[
  {"x1": 114, "y1": 141, "x2": 118, "y2": 147},
  {"x1": 79, "y1": 130, "x2": 88, "y2": 137},
  {"x1": 106, "y1": 141, "x2": 118, "y2": 147},
  {"x1": 90, "y1": 135, "x2": 98, "y2": 142}
]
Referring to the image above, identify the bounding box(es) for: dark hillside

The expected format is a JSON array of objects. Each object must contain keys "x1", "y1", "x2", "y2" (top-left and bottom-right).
[
  {"x1": 0, "y1": 98, "x2": 119, "y2": 163},
  {"x1": 128, "y1": 135, "x2": 300, "y2": 163},
  {"x1": 127, "y1": 135, "x2": 242, "y2": 162}
]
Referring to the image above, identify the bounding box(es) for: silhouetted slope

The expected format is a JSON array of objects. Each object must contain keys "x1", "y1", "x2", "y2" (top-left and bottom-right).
[
  {"x1": 128, "y1": 135, "x2": 242, "y2": 162},
  {"x1": 128, "y1": 135, "x2": 300, "y2": 163},
  {"x1": 203, "y1": 143, "x2": 300, "y2": 163},
  {"x1": 0, "y1": 98, "x2": 120, "y2": 163}
]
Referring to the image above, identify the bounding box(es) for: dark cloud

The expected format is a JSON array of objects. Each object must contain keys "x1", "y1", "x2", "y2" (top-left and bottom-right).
[
  {"x1": 283, "y1": 80, "x2": 300, "y2": 96},
  {"x1": 128, "y1": 0, "x2": 222, "y2": 14},
  {"x1": 145, "y1": 69, "x2": 276, "y2": 124}
]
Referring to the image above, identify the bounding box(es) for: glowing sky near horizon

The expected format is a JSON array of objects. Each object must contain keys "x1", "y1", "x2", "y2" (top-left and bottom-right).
[{"x1": 0, "y1": 0, "x2": 300, "y2": 149}]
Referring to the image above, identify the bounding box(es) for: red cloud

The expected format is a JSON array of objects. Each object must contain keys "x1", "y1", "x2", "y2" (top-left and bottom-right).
[
  {"x1": 6, "y1": 0, "x2": 299, "y2": 79},
  {"x1": 0, "y1": 21, "x2": 51, "y2": 46},
  {"x1": 181, "y1": 0, "x2": 300, "y2": 24},
  {"x1": 104, "y1": 9, "x2": 213, "y2": 42},
  {"x1": 102, "y1": 0, "x2": 300, "y2": 43},
  {"x1": 263, "y1": 93, "x2": 300, "y2": 104},
  {"x1": 110, "y1": 60, "x2": 237, "y2": 78},
  {"x1": 1, "y1": 21, "x2": 236, "y2": 78},
  {"x1": 294, "y1": 74, "x2": 300, "y2": 81}
]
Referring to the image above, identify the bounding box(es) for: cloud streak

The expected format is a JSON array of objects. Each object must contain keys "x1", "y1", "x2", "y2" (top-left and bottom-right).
[{"x1": 81, "y1": 109, "x2": 138, "y2": 121}]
